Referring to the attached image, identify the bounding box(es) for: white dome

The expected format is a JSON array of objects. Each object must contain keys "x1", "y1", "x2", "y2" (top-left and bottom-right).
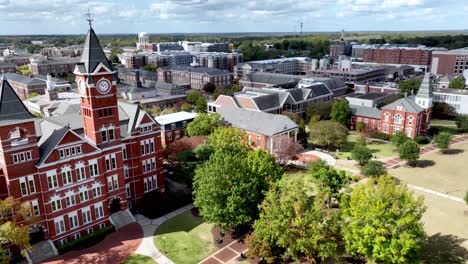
[{"x1": 138, "y1": 32, "x2": 149, "y2": 37}]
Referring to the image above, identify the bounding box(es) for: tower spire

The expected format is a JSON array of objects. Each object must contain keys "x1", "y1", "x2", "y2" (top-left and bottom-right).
[{"x1": 86, "y1": 8, "x2": 94, "y2": 28}]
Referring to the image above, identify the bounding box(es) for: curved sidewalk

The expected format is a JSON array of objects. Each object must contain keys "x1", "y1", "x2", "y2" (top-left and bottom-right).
[
  {"x1": 296, "y1": 150, "x2": 336, "y2": 166},
  {"x1": 134, "y1": 204, "x2": 194, "y2": 264}
]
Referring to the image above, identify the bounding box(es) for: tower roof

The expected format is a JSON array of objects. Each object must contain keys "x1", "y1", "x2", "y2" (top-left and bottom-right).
[
  {"x1": 416, "y1": 73, "x2": 433, "y2": 99},
  {"x1": 0, "y1": 77, "x2": 35, "y2": 124},
  {"x1": 78, "y1": 27, "x2": 114, "y2": 74}
]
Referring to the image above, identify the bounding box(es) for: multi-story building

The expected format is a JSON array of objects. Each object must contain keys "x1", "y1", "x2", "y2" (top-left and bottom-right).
[
  {"x1": 208, "y1": 83, "x2": 334, "y2": 115},
  {"x1": 117, "y1": 67, "x2": 158, "y2": 86},
  {"x1": 310, "y1": 67, "x2": 386, "y2": 85},
  {"x1": 146, "y1": 51, "x2": 193, "y2": 68},
  {"x1": 0, "y1": 55, "x2": 30, "y2": 66},
  {"x1": 30, "y1": 56, "x2": 80, "y2": 76},
  {"x1": 234, "y1": 57, "x2": 313, "y2": 78},
  {"x1": 0, "y1": 25, "x2": 164, "y2": 253},
  {"x1": 156, "y1": 42, "x2": 184, "y2": 52},
  {"x1": 0, "y1": 63, "x2": 16, "y2": 73},
  {"x1": 192, "y1": 52, "x2": 242, "y2": 71},
  {"x1": 119, "y1": 52, "x2": 147, "y2": 69},
  {"x1": 136, "y1": 32, "x2": 157, "y2": 51},
  {"x1": 179, "y1": 41, "x2": 229, "y2": 52},
  {"x1": 349, "y1": 73, "x2": 433, "y2": 138},
  {"x1": 433, "y1": 87, "x2": 468, "y2": 114},
  {"x1": 2, "y1": 73, "x2": 48, "y2": 99},
  {"x1": 155, "y1": 112, "x2": 197, "y2": 147},
  {"x1": 40, "y1": 46, "x2": 83, "y2": 58},
  {"x1": 329, "y1": 42, "x2": 345, "y2": 59},
  {"x1": 158, "y1": 66, "x2": 233, "y2": 90},
  {"x1": 431, "y1": 48, "x2": 468, "y2": 76}
]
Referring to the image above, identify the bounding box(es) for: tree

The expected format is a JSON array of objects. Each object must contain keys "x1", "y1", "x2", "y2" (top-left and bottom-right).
[
  {"x1": 391, "y1": 131, "x2": 410, "y2": 147},
  {"x1": 16, "y1": 65, "x2": 32, "y2": 76},
  {"x1": 202, "y1": 82, "x2": 216, "y2": 93},
  {"x1": 361, "y1": 160, "x2": 387, "y2": 178},
  {"x1": 193, "y1": 148, "x2": 282, "y2": 231},
  {"x1": 195, "y1": 96, "x2": 207, "y2": 113},
  {"x1": 398, "y1": 78, "x2": 422, "y2": 96},
  {"x1": 271, "y1": 135, "x2": 303, "y2": 164},
  {"x1": 109, "y1": 47, "x2": 123, "y2": 64},
  {"x1": 433, "y1": 132, "x2": 453, "y2": 153},
  {"x1": 356, "y1": 133, "x2": 367, "y2": 146},
  {"x1": 331, "y1": 98, "x2": 352, "y2": 125},
  {"x1": 309, "y1": 121, "x2": 348, "y2": 150},
  {"x1": 455, "y1": 115, "x2": 468, "y2": 132},
  {"x1": 398, "y1": 140, "x2": 420, "y2": 166},
  {"x1": 0, "y1": 197, "x2": 33, "y2": 263},
  {"x1": 163, "y1": 136, "x2": 206, "y2": 161},
  {"x1": 351, "y1": 145, "x2": 373, "y2": 166},
  {"x1": 208, "y1": 126, "x2": 248, "y2": 153},
  {"x1": 342, "y1": 176, "x2": 426, "y2": 264},
  {"x1": 308, "y1": 114, "x2": 320, "y2": 129},
  {"x1": 356, "y1": 121, "x2": 366, "y2": 132},
  {"x1": 281, "y1": 112, "x2": 307, "y2": 146},
  {"x1": 143, "y1": 64, "x2": 157, "y2": 72},
  {"x1": 186, "y1": 90, "x2": 204, "y2": 105},
  {"x1": 248, "y1": 177, "x2": 340, "y2": 263},
  {"x1": 181, "y1": 103, "x2": 192, "y2": 112},
  {"x1": 308, "y1": 160, "x2": 349, "y2": 196},
  {"x1": 448, "y1": 77, "x2": 465, "y2": 89},
  {"x1": 186, "y1": 113, "x2": 221, "y2": 136},
  {"x1": 432, "y1": 102, "x2": 457, "y2": 119},
  {"x1": 193, "y1": 143, "x2": 214, "y2": 161},
  {"x1": 159, "y1": 107, "x2": 177, "y2": 115},
  {"x1": 306, "y1": 101, "x2": 333, "y2": 120}
]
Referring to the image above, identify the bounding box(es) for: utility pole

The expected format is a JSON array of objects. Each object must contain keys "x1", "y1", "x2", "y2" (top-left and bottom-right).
[{"x1": 300, "y1": 22, "x2": 303, "y2": 37}]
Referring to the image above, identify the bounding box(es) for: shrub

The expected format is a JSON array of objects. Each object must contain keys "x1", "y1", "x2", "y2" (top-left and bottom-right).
[
  {"x1": 398, "y1": 140, "x2": 420, "y2": 166},
  {"x1": 351, "y1": 145, "x2": 373, "y2": 166},
  {"x1": 433, "y1": 132, "x2": 454, "y2": 152},
  {"x1": 361, "y1": 160, "x2": 387, "y2": 178},
  {"x1": 414, "y1": 136, "x2": 429, "y2": 144},
  {"x1": 370, "y1": 132, "x2": 391, "y2": 141},
  {"x1": 356, "y1": 133, "x2": 367, "y2": 146},
  {"x1": 57, "y1": 226, "x2": 115, "y2": 254},
  {"x1": 391, "y1": 131, "x2": 410, "y2": 147},
  {"x1": 455, "y1": 115, "x2": 468, "y2": 132},
  {"x1": 428, "y1": 127, "x2": 439, "y2": 136},
  {"x1": 356, "y1": 121, "x2": 366, "y2": 132}
]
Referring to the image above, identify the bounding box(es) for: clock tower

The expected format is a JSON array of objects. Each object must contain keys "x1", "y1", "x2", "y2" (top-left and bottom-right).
[{"x1": 74, "y1": 24, "x2": 121, "y2": 147}]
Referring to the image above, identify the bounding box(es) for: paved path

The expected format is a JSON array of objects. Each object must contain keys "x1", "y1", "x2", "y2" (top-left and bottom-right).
[
  {"x1": 295, "y1": 150, "x2": 336, "y2": 166},
  {"x1": 43, "y1": 223, "x2": 143, "y2": 264},
  {"x1": 199, "y1": 239, "x2": 248, "y2": 264},
  {"x1": 383, "y1": 135, "x2": 468, "y2": 169},
  {"x1": 407, "y1": 184, "x2": 466, "y2": 204},
  {"x1": 134, "y1": 204, "x2": 194, "y2": 264}
]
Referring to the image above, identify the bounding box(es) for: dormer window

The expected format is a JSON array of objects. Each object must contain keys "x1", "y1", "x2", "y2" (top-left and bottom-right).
[
  {"x1": 141, "y1": 124, "x2": 152, "y2": 133},
  {"x1": 58, "y1": 145, "x2": 82, "y2": 158}
]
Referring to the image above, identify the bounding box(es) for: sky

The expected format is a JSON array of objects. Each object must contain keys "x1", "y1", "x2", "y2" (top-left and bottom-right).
[{"x1": 0, "y1": 0, "x2": 466, "y2": 35}]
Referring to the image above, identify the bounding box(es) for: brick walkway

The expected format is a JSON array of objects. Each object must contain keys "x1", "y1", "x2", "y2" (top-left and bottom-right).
[
  {"x1": 199, "y1": 239, "x2": 248, "y2": 264},
  {"x1": 43, "y1": 223, "x2": 143, "y2": 264},
  {"x1": 383, "y1": 135, "x2": 468, "y2": 169}
]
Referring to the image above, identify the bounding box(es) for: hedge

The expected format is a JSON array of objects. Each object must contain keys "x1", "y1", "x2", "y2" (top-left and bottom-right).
[
  {"x1": 370, "y1": 132, "x2": 392, "y2": 141},
  {"x1": 57, "y1": 225, "x2": 115, "y2": 254}
]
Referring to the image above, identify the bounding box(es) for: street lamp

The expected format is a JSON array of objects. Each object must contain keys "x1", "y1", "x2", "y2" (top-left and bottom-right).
[{"x1": 163, "y1": 236, "x2": 166, "y2": 254}]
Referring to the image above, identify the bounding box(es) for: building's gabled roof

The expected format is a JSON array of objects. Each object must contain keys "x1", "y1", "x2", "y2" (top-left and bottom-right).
[
  {"x1": 77, "y1": 27, "x2": 114, "y2": 74},
  {"x1": 350, "y1": 105, "x2": 382, "y2": 119},
  {"x1": 307, "y1": 83, "x2": 333, "y2": 97},
  {"x1": 416, "y1": 73, "x2": 433, "y2": 99},
  {"x1": 381, "y1": 97, "x2": 423, "y2": 113},
  {"x1": 0, "y1": 77, "x2": 36, "y2": 124},
  {"x1": 244, "y1": 72, "x2": 301, "y2": 85},
  {"x1": 2, "y1": 73, "x2": 45, "y2": 86},
  {"x1": 217, "y1": 106, "x2": 298, "y2": 136},
  {"x1": 155, "y1": 111, "x2": 197, "y2": 125}
]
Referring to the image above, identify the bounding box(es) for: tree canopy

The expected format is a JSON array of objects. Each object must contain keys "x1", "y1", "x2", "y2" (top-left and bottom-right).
[
  {"x1": 308, "y1": 160, "x2": 349, "y2": 196},
  {"x1": 306, "y1": 101, "x2": 333, "y2": 120},
  {"x1": 448, "y1": 77, "x2": 465, "y2": 89},
  {"x1": 433, "y1": 132, "x2": 453, "y2": 152},
  {"x1": 331, "y1": 98, "x2": 352, "y2": 125},
  {"x1": 202, "y1": 82, "x2": 216, "y2": 93},
  {"x1": 391, "y1": 131, "x2": 410, "y2": 147},
  {"x1": 361, "y1": 160, "x2": 387, "y2": 178},
  {"x1": 186, "y1": 113, "x2": 221, "y2": 136},
  {"x1": 309, "y1": 121, "x2": 348, "y2": 150},
  {"x1": 342, "y1": 176, "x2": 426, "y2": 264},
  {"x1": 455, "y1": 115, "x2": 468, "y2": 132},
  {"x1": 398, "y1": 140, "x2": 420, "y2": 166},
  {"x1": 248, "y1": 176, "x2": 340, "y2": 263},
  {"x1": 208, "y1": 126, "x2": 248, "y2": 153},
  {"x1": 398, "y1": 79, "x2": 422, "y2": 96},
  {"x1": 351, "y1": 144, "x2": 373, "y2": 166}
]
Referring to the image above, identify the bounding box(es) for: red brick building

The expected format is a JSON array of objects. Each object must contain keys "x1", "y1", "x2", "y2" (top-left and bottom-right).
[
  {"x1": 431, "y1": 48, "x2": 468, "y2": 76},
  {"x1": 155, "y1": 111, "x2": 197, "y2": 147},
  {"x1": 363, "y1": 47, "x2": 432, "y2": 66},
  {"x1": 157, "y1": 65, "x2": 232, "y2": 90},
  {"x1": 350, "y1": 73, "x2": 433, "y2": 138},
  {"x1": 0, "y1": 25, "x2": 164, "y2": 252}
]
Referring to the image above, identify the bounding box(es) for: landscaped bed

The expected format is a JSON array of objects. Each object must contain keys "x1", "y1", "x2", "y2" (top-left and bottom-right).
[
  {"x1": 153, "y1": 210, "x2": 217, "y2": 264},
  {"x1": 122, "y1": 254, "x2": 156, "y2": 264},
  {"x1": 336, "y1": 133, "x2": 396, "y2": 159}
]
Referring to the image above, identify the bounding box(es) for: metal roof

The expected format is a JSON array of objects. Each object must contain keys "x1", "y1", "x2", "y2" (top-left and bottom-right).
[{"x1": 0, "y1": 77, "x2": 36, "y2": 124}]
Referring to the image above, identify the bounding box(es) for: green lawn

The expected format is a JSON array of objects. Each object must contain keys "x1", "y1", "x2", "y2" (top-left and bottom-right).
[
  {"x1": 122, "y1": 254, "x2": 156, "y2": 264},
  {"x1": 154, "y1": 211, "x2": 217, "y2": 264},
  {"x1": 336, "y1": 133, "x2": 396, "y2": 159},
  {"x1": 431, "y1": 119, "x2": 463, "y2": 135}
]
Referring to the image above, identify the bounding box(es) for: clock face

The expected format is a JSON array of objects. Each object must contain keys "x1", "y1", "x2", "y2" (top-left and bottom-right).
[
  {"x1": 96, "y1": 79, "x2": 111, "y2": 94},
  {"x1": 78, "y1": 79, "x2": 87, "y2": 95}
]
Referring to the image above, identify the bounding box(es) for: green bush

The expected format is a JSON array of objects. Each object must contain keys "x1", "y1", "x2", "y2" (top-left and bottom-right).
[
  {"x1": 391, "y1": 131, "x2": 410, "y2": 147},
  {"x1": 57, "y1": 226, "x2": 115, "y2": 254},
  {"x1": 414, "y1": 136, "x2": 429, "y2": 144},
  {"x1": 361, "y1": 160, "x2": 387, "y2": 178},
  {"x1": 177, "y1": 150, "x2": 196, "y2": 162},
  {"x1": 371, "y1": 132, "x2": 391, "y2": 141},
  {"x1": 428, "y1": 127, "x2": 439, "y2": 136}
]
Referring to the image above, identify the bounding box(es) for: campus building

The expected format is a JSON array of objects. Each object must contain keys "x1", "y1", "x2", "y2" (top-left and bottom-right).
[
  {"x1": 349, "y1": 73, "x2": 433, "y2": 138},
  {"x1": 0, "y1": 25, "x2": 164, "y2": 253}
]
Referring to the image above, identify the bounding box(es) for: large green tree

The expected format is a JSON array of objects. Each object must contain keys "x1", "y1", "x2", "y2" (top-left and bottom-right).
[
  {"x1": 433, "y1": 131, "x2": 453, "y2": 153},
  {"x1": 361, "y1": 160, "x2": 387, "y2": 178},
  {"x1": 331, "y1": 99, "x2": 352, "y2": 125},
  {"x1": 448, "y1": 77, "x2": 465, "y2": 89},
  {"x1": 455, "y1": 115, "x2": 468, "y2": 132},
  {"x1": 342, "y1": 176, "x2": 426, "y2": 264},
  {"x1": 306, "y1": 101, "x2": 333, "y2": 120},
  {"x1": 208, "y1": 126, "x2": 248, "y2": 153},
  {"x1": 186, "y1": 113, "x2": 220, "y2": 136},
  {"x1": 193, "y1": 148, "x2": 283, "y2": 231},
  {"x1": 398, "y1": 79, "x2": 422, "y2": 96},
  {"x1": 309, "y1": 121, "x2": 348, "y2": 150},
  {"x1": 351, "y1": 145, "x2": 373, "y2": 166},
  {"x1": 248, "y1": 176, "x2": 340, "y2": 263},
  {"x1": 398, "y1": 140, "x2": 420, "y2": 166},
  {"x1": 391, "y1": 131, "x2": 410, "y2": 147},
  {"x1": 195, "y1": 96, "x2": 207, "y2": 113},
  {"x1": 308, "y1": 160, "x2": 349, "y2": 196}
]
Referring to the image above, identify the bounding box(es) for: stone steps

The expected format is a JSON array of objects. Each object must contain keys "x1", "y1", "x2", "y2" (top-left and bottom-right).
[
  {"x1": 110, "y1": 209, "x2": 136, "y2": 229},
  {"x1": 26, "y1": 240, "x2": 58, "y2": 264}
]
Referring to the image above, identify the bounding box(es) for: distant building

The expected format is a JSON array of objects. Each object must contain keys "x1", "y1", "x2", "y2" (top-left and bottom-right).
[
  {"x1": 156, "y1": 42, "x2": 184, "y2": 52},
  {"x1": 117, "y1": 67, "x2": 158, "y2": 86},
  {"x1": 30, "y1": 56, "x2": 80, "y2": 76},
  {"x1": 179, "y1": 41, "x2": 229, "y2": 52},
  {"x1": 119, "y1": 52, "x2": 147, "y2": 69},
  {"x1": 192, "y1": 52, "x2": 243, "y2": 71},
  {"x1": 433, "y1": 88, "x2": 468, "y2": 114},
  {"x1": 1, "y1": 73, "x2": 70, "y2": 100},
  {"x1": 155, "y1": 111, "x2": 197, "y2": 147},
  {"x1": 0, "y1": 55, "x2": 30, "y2": 66},
  {"x1": 157, "y1": 65, "x2": 233, "y2": 90},
  {"x1": 345, "y1": 92, "x2": 390, "y2": 108},
  {"x1": 310, "y1": 66, "x2": 386, "y2": 85},
  {"x1": 136, "y1": 32, "x2": 157, "y2": 51},
  {"x1": 354, "y1": 82, "x2": 399, "y2": 95},
  {"x1": 40, "y1": 46, "x2": 82, "y2": 57},
  {"x1": 431, "y1": 48, "x2": 468, "y2": 76},
  {"x1": 329, "y1": 42, "x2": 345, "y2": 59},
  {"x1": 217, "y1": 106, "x2": 298, "y2": 153},
  {"x1": 349, "y1": 73, "x2": 433, "y2": 138},
  {"x1": 146, "y1": 51, "x2": 193, "y2": 68},
  {"x1": 0, "y1": 63, "x2": 16, "y2": 73},
  {"x1": 234, "y1": 57, "x2": 313, "y2": 78}
]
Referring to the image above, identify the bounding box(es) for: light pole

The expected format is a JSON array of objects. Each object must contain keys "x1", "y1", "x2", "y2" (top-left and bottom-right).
[{"x1": 163, "y1": 236, "x2": 166, "y2": 254}]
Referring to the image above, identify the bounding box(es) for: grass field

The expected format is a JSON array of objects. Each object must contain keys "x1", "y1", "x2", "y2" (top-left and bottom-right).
[
  {"x1": 121, "y1": 254, "x2": 156, "y2": 264},
  {"x1": 153, "y1": 211, "x2": 217, "y2": 264},
  {"x1": 431, "y1": 119, "x2": 463, "y2": 135},
  {"x1": 336, "y1": 133, "x2": 396, "y2": 159},
  {"x1": 390, "y1": 141, "x2": 468, "y2": 198}
]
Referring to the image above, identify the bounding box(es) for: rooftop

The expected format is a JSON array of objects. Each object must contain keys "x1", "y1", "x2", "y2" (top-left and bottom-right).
[
  {"x1": 241, "y1": 57, "x2": 310, "y2": 65},
  {"x1": 160, "y1": 65, "x2": 232, "y2": 75},
  {"x1": 155, "y1": 111, "x2": 197, "y2": 125},
  {"x1": 346, "y1": 92, "x2": 388, "y2": 100}
]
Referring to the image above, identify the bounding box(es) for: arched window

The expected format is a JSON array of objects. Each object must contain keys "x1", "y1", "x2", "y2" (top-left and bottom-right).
[
  {"x1": 394, "y1": 114, "x2": 403, "y2": 124},
  {"x1": 9, "y1": 127, "x2": 29, "y2": 146},
  {"x1": 75, "y1": 162, "x2": 86, "y2": 181}
]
